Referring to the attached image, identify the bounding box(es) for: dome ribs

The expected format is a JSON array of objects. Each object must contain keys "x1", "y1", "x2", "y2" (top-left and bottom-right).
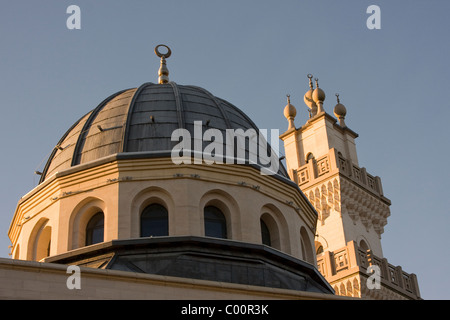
[
  {"x1": 121, "y1": 82, "x2": 155, "y2": 153},
  {"x1": 71, "y1": 89, "x2": 130, "y2": 166}
]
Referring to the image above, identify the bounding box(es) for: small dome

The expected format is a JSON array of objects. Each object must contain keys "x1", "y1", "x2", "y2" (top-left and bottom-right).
[
  {"x1": 312, "y1": 78, "x2": 325, "y2": 103},
  {"x1": 283, "y1": 97, "x2": 297, "y2": 119},
  {"x1": 313, "y1": 87, "x2": 326, "y2": 103},
  {"x1": 334, "y1": 103, "x2": 347, "y2": 118},
  {"x1": 39, "y1": 82, "x2": 289, "y2": 183},
  {"x1": 303, "y1": 89, "x2": 315, "y2": 110}
]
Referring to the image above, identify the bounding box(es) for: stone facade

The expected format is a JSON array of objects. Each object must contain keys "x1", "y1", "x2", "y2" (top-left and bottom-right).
[{"x1": 9, "y1": 157, "x2": 318, "y2": 264}]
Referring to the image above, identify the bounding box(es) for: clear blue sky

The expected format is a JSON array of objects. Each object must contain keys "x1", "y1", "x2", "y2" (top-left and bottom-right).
[{"x1": 0, "y1": 1, "x2": 448, "y2": 299}]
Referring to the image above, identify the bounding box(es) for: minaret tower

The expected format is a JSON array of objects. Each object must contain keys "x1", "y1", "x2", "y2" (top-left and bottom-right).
[{"x1": 279, "y1": 75, "x2": 421, "y2": 299}]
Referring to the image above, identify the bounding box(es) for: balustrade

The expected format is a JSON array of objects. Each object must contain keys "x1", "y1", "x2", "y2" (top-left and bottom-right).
[{"x1": 316, "y1": 241, "x2": 420, "y2": 299}]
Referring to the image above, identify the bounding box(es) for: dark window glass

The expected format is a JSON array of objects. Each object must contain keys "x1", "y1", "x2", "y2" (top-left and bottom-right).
[
  {"x1": 260, "y1": 219, "x2": 271, "y2": 246},
  {"x1": 316, "y1": 245, "x2": 324, "y2": 255},
  {"x1": 140, "y1": 204, "x2": 168, "y2": 237},
  {"x1": 86, "y1": 212, "x2": 104, "y2": 246},
  {"x1": 204, "y1": 206, "x2": 227, "y2": 239}
]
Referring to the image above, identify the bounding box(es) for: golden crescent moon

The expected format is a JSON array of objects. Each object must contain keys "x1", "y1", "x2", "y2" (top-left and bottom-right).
[{"x1": 155, "y1": 44, "x2": 172, "y2": 58}]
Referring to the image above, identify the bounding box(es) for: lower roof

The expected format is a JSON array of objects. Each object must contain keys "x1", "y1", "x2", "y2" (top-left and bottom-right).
[{"x1": 44, "y1": 236, "x2": 334, "y2": 295}]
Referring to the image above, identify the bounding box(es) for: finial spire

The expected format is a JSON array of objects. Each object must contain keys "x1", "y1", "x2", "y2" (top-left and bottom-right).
[
  {"x1": 334, "y1": 93, "x2": 347, "y2": 128},
  {"x1": 304, "y1": 74, "x2": 317, "y2": 118},
  {"x1": 308, "y1": 74, "x2": 314, "y2": 89},
  {"x1": 312, "y1": 77, "x2": 326, "y2": 114},
  {"x1": 283, "y1": 94, "x2": 297, "y2": 131},
  {"x1": 154, "y1": 44, "x2": 172, "y2": 84}
]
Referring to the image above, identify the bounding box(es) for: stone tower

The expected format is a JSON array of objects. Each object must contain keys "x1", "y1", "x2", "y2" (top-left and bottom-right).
[{"x1": 279, "y1": 75, "x2": 421, "y2": 300}]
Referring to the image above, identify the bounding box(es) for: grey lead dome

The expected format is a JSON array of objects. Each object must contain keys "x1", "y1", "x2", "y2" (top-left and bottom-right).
[{"x1": 40, "y1": 82, "x2": 287, "y2": 183}]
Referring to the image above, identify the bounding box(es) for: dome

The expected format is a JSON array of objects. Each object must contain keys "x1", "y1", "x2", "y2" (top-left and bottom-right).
[
  {"x1": 40, "y1": 82, "x2": 288, "y2": 183},
  {"x1": 303, "y1": 89, "x2": 315, "y2": 109},
  {"x1": 334, "y1": 102, "x2": 347, "y2": 118},
  {"x1": 312, "y1": 87, "x2": 325, "y2": 103},
  {"x1": 283, "y1": 96, "x2": 296, "y2": 119},
  {"x1": 312, "y1": 77, "x2": 325, "y2": 104}
]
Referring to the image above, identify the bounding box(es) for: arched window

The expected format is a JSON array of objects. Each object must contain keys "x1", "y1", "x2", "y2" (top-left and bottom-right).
[
  {"x1": 359, "y1": 239, "x2": 370, "y2": 253},
  {"x1": 204, "y1": 206, "x2": 227, "y2": 239},
  {"x1": 316, "y1": 245, "x2": 324, "y2": 255},
  {"x1": 140, "y1": 204, "x2": 169, "y2": 237},
  {"x1": 306, "y1": 153, "x2": 315, "y2": 163},
  {"x1": 85, "y1": 212, "x2": 104, "y2": 246},
  {"x1": 315, "y1": 240, "x2": 324, "y2": 255},
  {"x1": 260, "y1": 219, "x2": 271, "y2": 246},
  {"x1": 300, "y1": 227, "x2": 314, "y2": 264},
  {"x1": 35, "y1": 226, "x2": 51, "y2": 261}
]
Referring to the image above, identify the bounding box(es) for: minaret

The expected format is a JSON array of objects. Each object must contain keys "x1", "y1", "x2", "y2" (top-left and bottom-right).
[{"x1": 279, "y1": 75, "x2": 421, "y2": 299}]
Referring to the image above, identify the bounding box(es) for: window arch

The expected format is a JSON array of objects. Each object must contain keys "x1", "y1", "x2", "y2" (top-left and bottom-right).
[
  {"x1": 260, "y1": 219, "x2": 271, "y2": 246},
  {"x1": 68, "y1": 197, "x2": 107, "y2": 250},
  {"x1": 259, "y1": 212, "x2": 281, "y2": 250},
  {"x1": 140, "y1": 204, "x2": 169, "y2": 237},
  {"x1": 204, "y1": 206, "x2": 227, "y2": 239},
  {"x1": 85, "y1": 212, "x2": 104, "y2": 246},
  {"x1": 28, "y1": 218, "x2": 52, "y2": 261},
  {"x1": 35, "y1": 225, "x2": 52, "y2": 261},
  {"x1": 316, "y1": 245, "x2": 324, "y2": 255},
  {"x1": 300, "y1": 226, "x2": 314, "y2": 264},
  {"x1": 359, "y1": 239, "x2": 370, "y2": 253},
  {"x1": 315, "y1": 236, "x2": 328, "y2": 255}
]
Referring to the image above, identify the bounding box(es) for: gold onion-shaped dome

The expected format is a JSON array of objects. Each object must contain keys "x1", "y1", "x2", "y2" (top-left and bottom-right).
[
  {"x1": 284, "y1": 95, "x2": 297, "y2": 119},
  {"x1": 334, "y1": 102, "x2": 347, "y2": 118},
  {"x1": 313, "y1": 87, "x2": 326, "y2": 103},
  {"x1": 304, "y1": 74, "x2": 316, "y2": 110},
  {"x1": 303, "y1": 88, "x2": 315, "y2": 109},
  {"x1": 334, "y1": 94, "x2": 347, "y2": 127},
  {"x1": 312, "y1": 79, "x2": 326, "y2": 103},
  {"x1": 333, "y1": 93, "x2": 347, "y2": 118},
  {"x1": 283, "y1": 95, "x2": 297, "y2": 130}
]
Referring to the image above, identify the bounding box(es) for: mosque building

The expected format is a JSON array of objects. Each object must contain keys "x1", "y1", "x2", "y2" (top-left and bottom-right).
[{"x1": 1, "y1": 46, "x2": 420, "y2": 300}]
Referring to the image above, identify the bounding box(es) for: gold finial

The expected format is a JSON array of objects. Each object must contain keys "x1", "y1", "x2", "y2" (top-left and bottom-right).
[
  {"x1": 304, "y1": 74, "x2": 317, "y2": 118},
  {"x1": 334, "y1": 93, "x2": 347, "y2": 127},
  {"x1": 312, "y1": 77, "x2": 325, "y2": 113},
  {"x1": 283, "y1": 94, "x2": 297, "y2": 130},
  {"x1": 155, "y1": 44, "x2": 172, "y2": 84},
  {"x1": 307, "y1": 74, "x2": 314, "y2": 89}
]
